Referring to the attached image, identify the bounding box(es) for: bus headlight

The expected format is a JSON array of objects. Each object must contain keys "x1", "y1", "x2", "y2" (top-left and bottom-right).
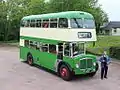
[
  {"x1": 76, "y1": 64, "x2": 79, "y2": 68},
  {"x1": 93, "y1": 62, "x2": 96, "y2": 66},
  {"x1": 93, "y1": 69, "x2": 96, "y2": 71}
]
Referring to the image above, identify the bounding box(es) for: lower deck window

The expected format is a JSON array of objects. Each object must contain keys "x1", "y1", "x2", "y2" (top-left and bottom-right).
[
  {"x1": 24, "y1": 40, "x2": 29, "y2": 47},
  {"x1": 49, "y1": 44, "x2": 56, "y2": 54},
  {"x1": 64, "y1": 44, "x2": 70, "y2": 56},
  {"x1": 41, "y1": 44, "x2": 48, "y2": 52}
]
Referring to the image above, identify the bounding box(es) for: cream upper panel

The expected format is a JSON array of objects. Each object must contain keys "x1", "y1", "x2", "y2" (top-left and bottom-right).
[{"x1": 20, "y1": 28, "x2": 97, "y2": 42}]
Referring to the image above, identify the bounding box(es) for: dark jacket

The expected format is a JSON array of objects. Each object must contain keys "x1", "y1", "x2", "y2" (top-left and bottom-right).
[{"x1": 99, "y1": 55, "x2": 111, "y2": 68}]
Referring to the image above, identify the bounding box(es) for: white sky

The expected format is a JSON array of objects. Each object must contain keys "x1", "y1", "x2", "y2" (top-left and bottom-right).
[{"x1": 99, "y1": 0, "x2": 120, "y2": 21}]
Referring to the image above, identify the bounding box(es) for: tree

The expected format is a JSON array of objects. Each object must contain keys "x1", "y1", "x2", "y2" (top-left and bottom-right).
[
  {"x1": 0, "y1": 0, "x2": 7, "y2": 41},
  {"x1": 47, "y1": 0, "x2": 108, "y2": 34},
  {"x1": 89, "y1": 7, "x2": 108, "y2": 34},
  {"x1": 0, "y1": 0, "x2": 108, "y2": 41},
  {"x1": 27, "y1": 0, "x2": 46, "y2": 15},
  {"x1": 0, "y1": 0, "x2": 31, "y2": 41}
]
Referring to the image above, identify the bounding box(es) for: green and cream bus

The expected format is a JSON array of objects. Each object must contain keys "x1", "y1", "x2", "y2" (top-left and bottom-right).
[{"x1": 20, "y1": 11, "x2": 98, "y2": 81}]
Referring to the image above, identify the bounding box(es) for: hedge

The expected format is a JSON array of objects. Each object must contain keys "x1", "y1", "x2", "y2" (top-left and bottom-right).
[{"x1": 109, "y1": 47, "x2": 120, "y2": 60}]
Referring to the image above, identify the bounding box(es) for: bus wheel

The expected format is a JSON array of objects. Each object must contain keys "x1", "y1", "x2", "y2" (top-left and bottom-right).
[
  {"x1": 27, "y1": 54, "x2": 33, "y2": 66},
  {"x1": 96, "y1": 62, "x2": 99, "y2": 71},
  {"x1": 88, "y1": 72, "x2": 96, "y2": 77},
  {"x1": 59, "y1": 65, "x2": 72, "y2": 81}
]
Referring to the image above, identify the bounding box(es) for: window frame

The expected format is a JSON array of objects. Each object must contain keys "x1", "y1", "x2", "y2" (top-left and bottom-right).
[
  {"x1": 41, "y1": 43, "x2": 49, "y2": 52},
  {"x1": 24, "y1": 40, "x2": 29, "y2": 47},
  {"x1": 49, "y1": 44, "x2": 57, "y2": 54},
  {"x1": 30, "y1": 19, "x2": 36, "y2": 27},
  {"x1": 64, "y1": 43, "x2": 71, "y2": 57},
  {"x1": 58, "y1": 18, "x2": 68, "y2": 28},
  {"x1": 50, "y1": 18, "x2": 58, "y2": 28},
  {"x1": 42, "y1": 19, "x2": 49, "y2": 28},
  {"x1": 36, "y1": 19, "x2": 41, "y2": 27}
]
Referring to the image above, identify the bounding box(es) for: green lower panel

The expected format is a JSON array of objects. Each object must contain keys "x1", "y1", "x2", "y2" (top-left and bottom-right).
[
  {"x1": 20, "y1": 46, "x2": 57, "y2": 71},
  {"x1": 20, "y1": 46, "x2": 97, "y2": 75},
  {"x1": 63, "y1": 56, "x2": 75, "y2": 69},
  {"x1": 20, "y1": 47, "x2": 28, "y2": 61}
]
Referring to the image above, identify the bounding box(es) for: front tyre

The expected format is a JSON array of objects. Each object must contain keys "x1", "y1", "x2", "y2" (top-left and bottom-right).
[
  {"x1": 96, "y1": 62, "x2": 99, "y2": 71},
  {"x1": 59, "y1": 65, "x2": 72, "y2": 81},
  {"x1": 88, "y1": 72, "x2": 96, "y2": 77}
]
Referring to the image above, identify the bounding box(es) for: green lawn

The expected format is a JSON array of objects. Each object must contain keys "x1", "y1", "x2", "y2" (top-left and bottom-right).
[{"x1": 87, "y1": 36, "x2": 120, "y2": 55}]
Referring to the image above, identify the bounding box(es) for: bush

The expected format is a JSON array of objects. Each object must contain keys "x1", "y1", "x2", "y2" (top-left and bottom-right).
[{"x1": 109, "y1": 47, "x2": 120, "y2": 60}]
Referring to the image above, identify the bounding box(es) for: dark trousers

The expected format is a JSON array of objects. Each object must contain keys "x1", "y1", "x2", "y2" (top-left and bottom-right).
[{"x1": 101, "y1": 66, "x2": 108, "y2": 79}]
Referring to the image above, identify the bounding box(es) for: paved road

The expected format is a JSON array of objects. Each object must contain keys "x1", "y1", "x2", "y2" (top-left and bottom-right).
[{"x1": 0, "y1": 46, "x2": 120, "y2": 90}]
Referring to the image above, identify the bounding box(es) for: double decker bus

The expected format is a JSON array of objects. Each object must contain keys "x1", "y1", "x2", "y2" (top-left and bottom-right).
[{"x1": 20, "y1": 11, "x2": 98, "y2": 81}]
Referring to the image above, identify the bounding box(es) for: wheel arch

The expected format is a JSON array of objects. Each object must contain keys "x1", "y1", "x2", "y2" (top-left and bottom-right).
[
  {"x1": 27, "y1": 52, "x2": 32, "y2": 57},
  {"x1": 57, "y1": 61, "x2": 73, "y2": 74}
]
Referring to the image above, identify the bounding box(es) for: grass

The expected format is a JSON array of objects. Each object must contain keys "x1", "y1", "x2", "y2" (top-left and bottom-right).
[{"x1": 87, "y1": 36, "x2": 120, "y2": 55}]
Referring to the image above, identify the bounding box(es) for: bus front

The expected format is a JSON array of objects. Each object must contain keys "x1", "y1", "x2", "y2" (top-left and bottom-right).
[
  {"x1": 68, "y1": 42, "x2": 98, "y2": 75},
  {"x1": 62, "y1": 13, "x2": 98, "y2": 78}
]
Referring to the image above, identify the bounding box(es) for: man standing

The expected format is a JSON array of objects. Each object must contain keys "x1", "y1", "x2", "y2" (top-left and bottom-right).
[{"x1": 99, "y1": 51, "x2": 111, "y2": 80}]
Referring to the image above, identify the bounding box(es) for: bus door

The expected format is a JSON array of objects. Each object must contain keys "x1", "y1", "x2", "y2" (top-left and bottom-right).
[{"x1": 46, "y1": 44, "x2": 57, "y2": 70}]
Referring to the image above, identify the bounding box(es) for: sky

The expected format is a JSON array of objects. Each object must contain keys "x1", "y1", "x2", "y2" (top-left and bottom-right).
[{"x1": 99, "y1": 0, "x2": 120, "y2": 21}]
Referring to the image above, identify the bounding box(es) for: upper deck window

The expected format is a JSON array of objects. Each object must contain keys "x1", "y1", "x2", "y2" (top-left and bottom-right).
[
  {"x1": 70, "y1": 18, "x2": 83, "y2": 28},
  {"x1": 58, "y1": 18, "x2": 68, "y2": 28},
  {"x1": 50, "y1": 19, "x2": 57, "y2": 28},
  {"x1": 70, "y1": 18, "x2": 95, "y2": 29},
  {"x1": 42, "y1": 19, "x2": 49, "y2": 28},
  {"x1": 21, "y1": 20, "x2": 26, "y2": 27},
  {"x1": 26, "y1": 20, "x2": 30, "y2": 27},
  {"x1": 83, "y1": 19, "x2": 95, "y2": 29},
  {"x1": 36, "y1": 19, "x2": 41, "y2": 27},
  {"x1": 30, "y1": 20, "x2": 36, "y2": 27},
  {"x1": 21, "y1": 20, "x2": 30, "y2": 27}
]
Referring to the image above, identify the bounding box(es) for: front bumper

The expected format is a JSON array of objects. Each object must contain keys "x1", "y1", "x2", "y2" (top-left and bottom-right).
[{"x1": 73, "y1": 67, "x2": 96, "y2": 75}]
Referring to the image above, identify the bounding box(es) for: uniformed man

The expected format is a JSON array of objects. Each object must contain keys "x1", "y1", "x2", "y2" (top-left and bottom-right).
[{"x1": 99, "y1": 51, "x2": 111, "y2": 80}]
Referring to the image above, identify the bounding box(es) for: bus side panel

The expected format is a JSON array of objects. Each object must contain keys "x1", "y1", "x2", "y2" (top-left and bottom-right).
[
  {"x1": 37, "y1": 52, "x2": 57, "y2": 71},
  {"x1": 63, "y1": 56, "x2": 75, "y2": 70},
  {"x1": 20, "y1": 46, "x2": 40, "y2": 63},
  {"x1": 20, "y1": 46, "x2": 28, "y2": 61},
  {"x1": 20, "y1": 46, "x2": 57, "y2": 71}
]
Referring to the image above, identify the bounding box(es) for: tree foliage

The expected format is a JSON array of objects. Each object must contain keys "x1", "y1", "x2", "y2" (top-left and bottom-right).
[
  {"x1": 0, "y1": 0, "x2": 108, "y2": 41},
  {"x1": 48, "y1": 0, "x2": 108, "y2": 33}
]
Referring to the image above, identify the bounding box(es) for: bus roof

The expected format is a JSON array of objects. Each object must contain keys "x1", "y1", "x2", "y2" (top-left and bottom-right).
[{"x1": 22, "y1": 11, "x2": 94, "y2": 20}]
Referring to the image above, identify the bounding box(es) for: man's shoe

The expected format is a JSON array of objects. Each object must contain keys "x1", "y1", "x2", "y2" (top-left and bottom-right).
[{"x1": 104, "y1": 76, "x2": 108, "y2": 79}]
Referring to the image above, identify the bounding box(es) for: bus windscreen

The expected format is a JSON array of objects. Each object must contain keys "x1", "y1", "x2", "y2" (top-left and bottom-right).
[{"x1": 70, "y1": 18, "x2": 95, "y2": 29}]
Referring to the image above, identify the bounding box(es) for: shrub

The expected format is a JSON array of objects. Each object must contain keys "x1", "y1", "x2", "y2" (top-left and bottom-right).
[{"x1": 109, "y1": 47, "x2": 120, "y2": 60}]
